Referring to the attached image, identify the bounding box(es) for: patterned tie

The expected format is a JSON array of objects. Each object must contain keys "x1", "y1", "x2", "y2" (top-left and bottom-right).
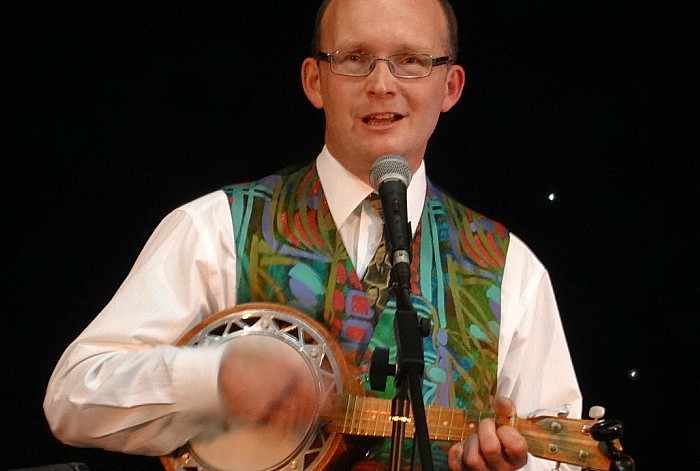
[{"x1": 363, "y1": 193, "x2": 393, "y2": 313}]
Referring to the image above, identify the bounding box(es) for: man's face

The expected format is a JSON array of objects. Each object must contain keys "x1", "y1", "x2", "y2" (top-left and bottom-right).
[{"x1": 302, "y1": 0, "x2": 465, "y2": 180}]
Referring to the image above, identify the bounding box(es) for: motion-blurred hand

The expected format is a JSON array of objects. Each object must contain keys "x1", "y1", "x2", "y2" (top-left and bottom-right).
[{"x1": 218, "y1": 337, "x2": 321, "y2": 435}]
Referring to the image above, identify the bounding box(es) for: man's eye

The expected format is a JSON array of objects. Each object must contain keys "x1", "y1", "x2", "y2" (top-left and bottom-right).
[{"x1": 398, "y1": 54, "x2": 422, "y2": 65}]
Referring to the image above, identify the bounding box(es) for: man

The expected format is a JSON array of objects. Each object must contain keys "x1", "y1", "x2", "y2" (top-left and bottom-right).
[{"x1": 44, "y1": 0, "x2": 582, "y2": 470}]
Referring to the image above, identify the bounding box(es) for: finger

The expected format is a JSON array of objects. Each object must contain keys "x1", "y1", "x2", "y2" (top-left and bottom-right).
[
  {"x1": 476, "y1": 418, "x2": 504, "y2": 466},
  {"x1": 493, "y1": 396, "x2": 516, "y2": 423},
  {"x1": 447, "y1": 441, "x2": 464, "y2": 470},
  {"x1": 463, "y1": 432, "x2": 488, "y2": 471},
  {"x1": 496, "y1": 425, "x2": 529, "y2": 469}
]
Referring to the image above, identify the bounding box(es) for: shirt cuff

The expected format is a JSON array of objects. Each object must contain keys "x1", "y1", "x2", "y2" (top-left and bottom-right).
[{"x1": 172, "y1": 344, "x2": 227, "y2": 419}]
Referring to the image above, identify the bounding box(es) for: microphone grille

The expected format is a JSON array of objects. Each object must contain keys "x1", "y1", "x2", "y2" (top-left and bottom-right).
[{"x1": 369, "y1": 154, "x2": 412, "y2": 190}]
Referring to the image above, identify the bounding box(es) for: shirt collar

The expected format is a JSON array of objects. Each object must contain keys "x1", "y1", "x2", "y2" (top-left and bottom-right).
[{"x1": 316, "y1": 145, "x2": 427, "y2": 233}]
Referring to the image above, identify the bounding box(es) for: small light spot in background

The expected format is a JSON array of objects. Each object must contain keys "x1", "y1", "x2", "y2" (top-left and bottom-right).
[
  {"x1": 548, "y1": 193, "x2": 555, "y2": 201},
  {"x1": 628, "y1": 369, "x2": 638, "y2": 380}
]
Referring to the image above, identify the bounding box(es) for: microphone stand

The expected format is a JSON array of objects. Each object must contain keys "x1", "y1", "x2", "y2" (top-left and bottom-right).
[
  {"x1": 386, "y1": 261, "x2": 433, "y2": 471},
  {"x1": 367, "y1": 155, "x2": 432, "y2": 470}
]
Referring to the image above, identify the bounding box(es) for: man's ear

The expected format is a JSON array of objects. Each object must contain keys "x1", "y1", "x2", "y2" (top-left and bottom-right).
[
  {"x1": 441, "y1": 63, "x2": 466, "y2": 112},
  {"x1": 301, "y1": 57, "x2": 324, "y2": 110}
]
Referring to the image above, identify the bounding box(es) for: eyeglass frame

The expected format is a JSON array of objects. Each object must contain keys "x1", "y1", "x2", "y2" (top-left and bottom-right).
[{"x1": 315, "y1": 51, "x2": 453, "y2": 79}]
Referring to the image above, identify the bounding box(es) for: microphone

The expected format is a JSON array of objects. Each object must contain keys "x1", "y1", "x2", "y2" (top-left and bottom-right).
[{"x1": 369, "y1": 154, "x2": 413, "y2": 290}]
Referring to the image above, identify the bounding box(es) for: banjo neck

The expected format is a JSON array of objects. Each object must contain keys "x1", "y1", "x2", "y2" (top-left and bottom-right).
[
  {"x1": 324, "y1": 395, "x2": 486, "y2": 441},
  {"x1": 324, "y1": 395, "x2": 615, "y2": 470}
]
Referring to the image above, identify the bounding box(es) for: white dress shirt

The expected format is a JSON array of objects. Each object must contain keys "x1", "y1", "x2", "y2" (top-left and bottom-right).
[
  {"x1": 44, "y1": 146, "x2": 582, "y2": 470},
  {"x1": 317, "y1": 146, "x2": 426, "y2": 277}
]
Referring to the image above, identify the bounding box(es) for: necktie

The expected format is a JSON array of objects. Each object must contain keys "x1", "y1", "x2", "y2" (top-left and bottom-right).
[{"x1": 363, "y1": 193, "x2": 393, "y2": 313}]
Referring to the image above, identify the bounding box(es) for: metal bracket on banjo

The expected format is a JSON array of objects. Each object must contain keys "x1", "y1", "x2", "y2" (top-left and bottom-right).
[{"x1": 160, "y1": 303, "x2": 352, "y2": 471}]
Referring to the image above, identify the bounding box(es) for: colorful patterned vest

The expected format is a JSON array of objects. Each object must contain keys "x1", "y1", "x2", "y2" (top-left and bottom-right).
[{"x1": 223, "y1": 162, "x2": 509, "y2": 469}]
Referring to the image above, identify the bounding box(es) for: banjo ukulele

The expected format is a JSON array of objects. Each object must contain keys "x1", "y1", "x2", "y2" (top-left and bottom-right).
[{"x1": 160, "y1": 303, "x2": 633, "y2": 471}]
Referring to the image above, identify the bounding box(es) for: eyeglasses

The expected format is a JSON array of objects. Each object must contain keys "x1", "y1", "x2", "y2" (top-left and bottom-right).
[{"x1": 316, "y1": 51, "x2": 452, "y2": 79}]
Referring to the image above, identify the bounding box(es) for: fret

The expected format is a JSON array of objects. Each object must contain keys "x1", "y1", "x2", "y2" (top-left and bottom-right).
[
  {"x1": 373, "y1": 396, "x2": 385, "y2": 436},
  {"x1": 435, "y1": 405, "x2": 442, "y2": 440},
  {"x1": 380, "y1": 397, "x2": 391, "y2": 436},
  {"x1": 361, "y1": 396, "x2": 370, "y2": 435},
  {"x1": 352, "y1": 395, "x2": 370, "y2": 435},
  {"x1": 449, "y1": 406, "x2": 459, "y2": 441},
  {"x1": 371, "y1": 396, "x2": 379, "y2": 437},
  {"x1": 360, "y1": 396, "x2": 367, "y2": 435},
  {"x1": 345, "y1": 395, "x2": 354, "y2": 434},
  {"x1": 350, "y1": 396, "x2": 365, "y2": 435}
]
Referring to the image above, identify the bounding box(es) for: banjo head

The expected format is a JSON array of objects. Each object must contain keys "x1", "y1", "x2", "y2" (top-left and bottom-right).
[{"x1": 161, "y1": 303, "x2": 352, "y2": 471}]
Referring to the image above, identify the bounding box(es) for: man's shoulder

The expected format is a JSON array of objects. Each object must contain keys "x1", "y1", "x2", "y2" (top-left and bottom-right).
[
  {"x1": 427, "y1": 181, "x2": 508, "y2": 236},
  {"x1": 177, "y1": 189, "x2": 229, "y2": 214}
]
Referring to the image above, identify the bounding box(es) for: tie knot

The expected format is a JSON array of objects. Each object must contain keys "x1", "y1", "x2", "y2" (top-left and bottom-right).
[{"x1": 367, "y1": 193, "x2": 382, "y2": 212}]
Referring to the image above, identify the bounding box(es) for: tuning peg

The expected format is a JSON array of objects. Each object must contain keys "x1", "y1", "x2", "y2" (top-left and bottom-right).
[
  {"x1": 588, "y1": 405, "x2": 606, "y2": 420},
  {"x1": 586, "y1": 406, "x2": 635, "y2": 470},
  {"x1": 599, "y1": 438, "x2": 636, "y2": 471},
  {"x1": 590, "y1": 418, "x2": 624, "y2": 442}
]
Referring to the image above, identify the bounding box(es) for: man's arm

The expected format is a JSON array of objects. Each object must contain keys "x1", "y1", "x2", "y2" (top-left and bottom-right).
[
  {"x1": 448, "y1": 234, "x2": 583, "y2": 471},
  {"x1": 43, "y1": 191, "x2": 237, "y2": 455}
]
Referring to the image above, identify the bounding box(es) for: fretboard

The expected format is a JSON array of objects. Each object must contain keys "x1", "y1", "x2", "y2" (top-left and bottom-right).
[
  {"x1": 321, "y1": 395, "x2": 614, "y2": 471},
  {"x1": 324, "y1": 395, "x2": 492, "y2": 441}
]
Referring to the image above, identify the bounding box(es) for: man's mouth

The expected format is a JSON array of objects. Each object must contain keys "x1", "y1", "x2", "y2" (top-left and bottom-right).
[{"x1": 362, "y1": 113, "x2": 404, "y2": 125}]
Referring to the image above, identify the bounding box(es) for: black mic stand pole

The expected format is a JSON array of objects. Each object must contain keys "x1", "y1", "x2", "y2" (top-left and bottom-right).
[{"x1": 387, "y1": 261, "x2": 433, "y2": 471}]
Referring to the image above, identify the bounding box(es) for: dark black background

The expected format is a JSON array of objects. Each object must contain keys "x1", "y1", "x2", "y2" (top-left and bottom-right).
[{"x1": 3, "y1": 1, "x2": 696, "y2": 470}]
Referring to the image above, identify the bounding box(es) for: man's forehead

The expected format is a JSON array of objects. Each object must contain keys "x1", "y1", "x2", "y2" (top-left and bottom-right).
[{"x1": 320, "y1": 0, "x2": 448, "y2": 50}]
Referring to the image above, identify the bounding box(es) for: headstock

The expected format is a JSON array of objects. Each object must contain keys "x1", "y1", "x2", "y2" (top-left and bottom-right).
[{"x1": 517, "y1": 405, "x2": 634, "y2": 470}]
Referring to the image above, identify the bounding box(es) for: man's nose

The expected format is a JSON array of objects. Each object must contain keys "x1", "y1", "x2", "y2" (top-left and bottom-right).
[{"x1": 365, "y1": 59, "x2": 397, "y2": 94}]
